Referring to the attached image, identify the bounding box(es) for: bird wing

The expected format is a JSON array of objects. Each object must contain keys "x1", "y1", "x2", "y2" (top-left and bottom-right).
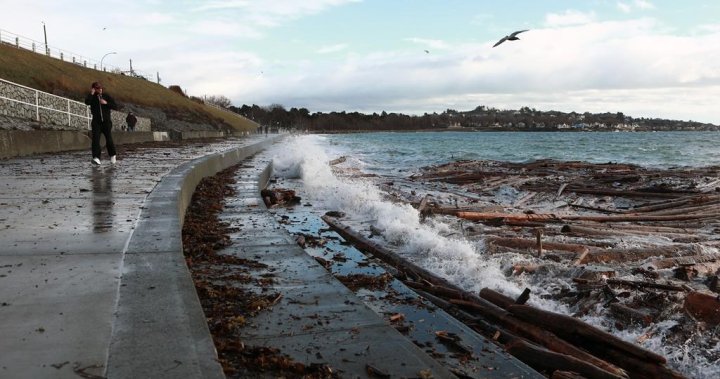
[
  {"x1": 509, "y1": 29, "x2": 529, "y2": 38},
  {"x1": 493, "y1": 36, "x2": 508, "y2": 48}
]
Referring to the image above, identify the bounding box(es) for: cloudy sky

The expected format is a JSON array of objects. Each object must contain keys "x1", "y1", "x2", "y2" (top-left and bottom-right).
[{"x1": 2, "y1": 0, "x2": 720, "y2": 123}]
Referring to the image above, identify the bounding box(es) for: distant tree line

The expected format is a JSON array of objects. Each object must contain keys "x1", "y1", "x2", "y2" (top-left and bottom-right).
[{"x1": 221, "y1": 103, "x2": 718, "y2": 132}]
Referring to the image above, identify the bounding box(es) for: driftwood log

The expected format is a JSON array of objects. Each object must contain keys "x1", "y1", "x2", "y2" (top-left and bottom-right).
[
  {"x1": 683, "y1": 291, "x2": 720, "y2": 325},
  {"x1": 506, "y1": 305, "x2": 666, "y2": 364},
  {"x1": 505, "y1": 339, "x2": 625, "y2": 379}
]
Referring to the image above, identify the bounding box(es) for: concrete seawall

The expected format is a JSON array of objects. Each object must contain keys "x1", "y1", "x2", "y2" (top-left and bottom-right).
[{"x1": 105, "y1": 135, "x2": 282, "y2": 378}]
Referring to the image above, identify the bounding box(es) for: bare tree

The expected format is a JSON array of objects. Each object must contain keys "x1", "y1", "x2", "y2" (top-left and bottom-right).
[{"x1": 204, "y1": 95, "x2": 232, "y2": 108}]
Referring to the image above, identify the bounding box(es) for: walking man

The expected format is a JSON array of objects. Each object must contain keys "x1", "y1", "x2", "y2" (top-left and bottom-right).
[
  {"x1": 85, "y1": 81, "x2": 118, "y2": 165},
  {"x1": 126, "y1": 111, "x2": 137, "y2": 132}
]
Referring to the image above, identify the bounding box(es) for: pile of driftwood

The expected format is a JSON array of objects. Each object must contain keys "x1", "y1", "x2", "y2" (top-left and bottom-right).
[
  {"x1": 322, "y1": 214, "x2": 684, "y2": 379},
  {"x1": 389, "y1": 159, "x2": 720, "y2": 377}
]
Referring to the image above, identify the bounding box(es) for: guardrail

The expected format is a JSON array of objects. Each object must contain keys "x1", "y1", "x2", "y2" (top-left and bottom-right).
[
  {"x1": 0, "y1": 28, "x2": 154, "y2": 80},
  {"x1": 0, "y1": 78, "x2": 90, "y2": 129}
]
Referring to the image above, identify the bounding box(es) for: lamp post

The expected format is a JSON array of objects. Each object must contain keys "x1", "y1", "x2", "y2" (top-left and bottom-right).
[
  {"x1": 41, "y1": 21, "x2": 48, "y2": 54},
  {"x1": 100, "y1": 52, "x2": 117, "y2": 72}
]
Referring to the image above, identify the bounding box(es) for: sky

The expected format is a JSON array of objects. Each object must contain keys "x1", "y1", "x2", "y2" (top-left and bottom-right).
[{"x1": 1, "y1": 0, "x2": 720, "y2": 123}]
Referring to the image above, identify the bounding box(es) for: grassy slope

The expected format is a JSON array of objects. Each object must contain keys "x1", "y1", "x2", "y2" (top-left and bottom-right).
[{"x1": 0, "y1": 43, "x2": 258, "y2": 132}]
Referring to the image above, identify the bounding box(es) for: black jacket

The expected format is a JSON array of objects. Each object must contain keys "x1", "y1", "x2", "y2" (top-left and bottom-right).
[
  {"x1": 85, "y1": 92, "x2": 117, "y2": 123},
  {"x1": 126, "y1": 114, "x2": 137, "y2": 126}
]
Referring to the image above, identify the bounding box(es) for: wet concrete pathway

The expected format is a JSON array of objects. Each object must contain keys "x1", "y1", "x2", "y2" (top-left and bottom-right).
[{"x1": 0, "y1": 135, "x2": 272, "y2": 379}]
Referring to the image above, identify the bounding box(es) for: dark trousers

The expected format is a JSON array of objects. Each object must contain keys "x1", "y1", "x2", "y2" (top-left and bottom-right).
[{"x1": 91, "y1": 119, "x2": 116, "y2": 159}]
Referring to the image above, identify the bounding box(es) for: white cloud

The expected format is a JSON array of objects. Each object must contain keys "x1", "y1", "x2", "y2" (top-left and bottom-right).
[
  {"x1": 618, "y1": 0, "x2": 655, "y2": 13},
  {"x1": 635, "y1": 0, "x2": 655, "y2": 10},
  {"x1": 544, "y1": 10, "x2": 596, "y2": 27},
  {"x1": 191, "y1": 0, "x2": 361, "y2": 28},
  {"x1": 316, "y1": 43, "x2": 349, "y2": 54},
  {"x1": 405, "y1": 38, "x2": 450, "y2": 50}
]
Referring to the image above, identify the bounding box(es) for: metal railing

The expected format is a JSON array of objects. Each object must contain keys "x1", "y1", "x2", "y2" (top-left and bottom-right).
[
  {"x1": 0, "y1": 28, "x2": 154, "y2": 80},
  {"x1": 0, "y1": 78, "x2": 91, "y2": 129}
]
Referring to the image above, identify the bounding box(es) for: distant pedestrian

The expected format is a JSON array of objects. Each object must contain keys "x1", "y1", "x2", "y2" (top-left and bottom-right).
[
  {"x1": 85, "y1": 81, "x2": 118, "y2": 165},
  {"x1": 126, "y1": 111, "x2": 137, "y2": 132}
]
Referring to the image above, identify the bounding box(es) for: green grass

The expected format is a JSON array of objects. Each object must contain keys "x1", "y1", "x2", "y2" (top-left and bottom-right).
[{"x1": 0, "y1": 43, "x2": 258, "y2": 132}]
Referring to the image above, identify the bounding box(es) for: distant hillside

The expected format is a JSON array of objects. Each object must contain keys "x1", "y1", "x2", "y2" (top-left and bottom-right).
[
  {"x1": 235, "y1": 104, "x2": 719, "y2": 133},
  {"x1": 0, "y1": 43, "x2": 257, "y2": 132}
]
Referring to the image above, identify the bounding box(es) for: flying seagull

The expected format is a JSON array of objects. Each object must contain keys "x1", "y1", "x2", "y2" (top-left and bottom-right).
[
  {"x1": 493, "y1": 29, "x2": 528, "y2": 48},
  {"x1": 424, "y1": 49, "x2": 430, "y2": 54}
]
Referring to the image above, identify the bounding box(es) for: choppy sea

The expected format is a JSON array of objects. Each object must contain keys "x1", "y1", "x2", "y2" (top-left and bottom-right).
[{"x1": 267, "y1": 131, "x2": 720, "y2": 378}]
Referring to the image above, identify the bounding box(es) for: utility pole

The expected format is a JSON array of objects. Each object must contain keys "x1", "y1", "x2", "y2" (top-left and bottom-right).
[{"x1": 42, "y1": 21, "x2": 48, "y2": 55}]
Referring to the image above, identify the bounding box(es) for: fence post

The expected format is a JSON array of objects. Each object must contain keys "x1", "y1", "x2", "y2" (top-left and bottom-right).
[
  {"x1": 60, "y1": 52, "x2": 63, "y2": 61},
  {"x1": 35, "y1": 91, "x2": 40, "y2": 122},
  {"x1": 15, "y1": 37, "x2": 19, "y2": 48},
  {"x1": 32, "y1": 42, "x2": 35, "y2": 52}
]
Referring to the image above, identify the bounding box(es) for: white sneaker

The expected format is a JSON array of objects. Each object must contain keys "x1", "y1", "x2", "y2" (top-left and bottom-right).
[
  {"x1": 92, "y1": 158, "x2": 101, "y2": 165},
  {"x1": 110, "y1": 155, "x2": 117, "y2": 164}
]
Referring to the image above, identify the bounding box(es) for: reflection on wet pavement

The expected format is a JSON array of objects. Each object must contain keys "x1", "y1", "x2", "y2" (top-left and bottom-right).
[{"x1": 91, "y1": 166, "x2": 114, "y2": 232}]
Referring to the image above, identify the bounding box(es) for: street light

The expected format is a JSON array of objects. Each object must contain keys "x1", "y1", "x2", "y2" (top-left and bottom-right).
[
  {"x1": 41, "y1": 21, "x2": 48, "y2": 55},
  {"x1": 100, "y1": 52, "x2": 117, "y2": 72}
]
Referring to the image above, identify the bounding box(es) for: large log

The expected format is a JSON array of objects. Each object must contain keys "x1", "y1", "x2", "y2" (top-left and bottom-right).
[
  {"x1": 552, "y1": 371, "x2": 589, "y2": 379},
  {"x1": 606, "y1": 278, "x2": 686, "y2": 292},
  {"x1": 485, "y1": 236, "x2": 590, "y2": 255},
  {"x1": 608, "y1": 303, "x2": 654, "y2": 326},
  {"x1": 455, "y1": 211, "x2": 717, "y2": 224},
  {"x1": 561, "y1": 225, "x2": 633, "y2": 238},
  {"x1": 456, "y1": 211, "x2": 561, "y2": 223},
  {"x1": 449, "y1": 299, "x2": 627, "y2": 378},
  {"x1": 646, "y1": 255, "x2": 718, "y2": 270},
  {"x1": 626, "y1": 195, "x2": 720, "y2": 214},
  {"x1": 638, "y1": 203, "x2": 720, "y2": 217},
  {"x1": 597, "y1": 347, "x2": 687, "y2": 379},
  {"x1": 479, "y1": 288, "x2": 516, "y2": 309},
  {"x1": 580, "y1": 244, "x2": 702, "y2": 264},
  {"x1": 507, "y1": 305, "x2": 666, "y2": 364},
  {"x1": 684, "y1": 291, "x2": 720, "y2": 325},
  {"x1": 505, "y1": 339, "x2": 625, "y2": 379},
  {"x1": 563, "y1": 187, "x2": 685, "y2": 199}
]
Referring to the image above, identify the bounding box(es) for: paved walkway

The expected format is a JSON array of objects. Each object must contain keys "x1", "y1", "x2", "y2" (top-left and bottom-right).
[{"x1": 0, "y1": 136, "x2": 272, "y2": 379}]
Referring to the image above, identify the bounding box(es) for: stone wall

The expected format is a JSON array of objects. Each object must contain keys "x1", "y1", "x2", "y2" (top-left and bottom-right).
[{"x1": 0, "y1": 79, "x2": 151, "y2": 131}]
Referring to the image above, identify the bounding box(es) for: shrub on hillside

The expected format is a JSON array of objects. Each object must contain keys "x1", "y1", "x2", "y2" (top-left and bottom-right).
[{"x1": 168, "y1": 85, "x2": 187, "y2": 97}]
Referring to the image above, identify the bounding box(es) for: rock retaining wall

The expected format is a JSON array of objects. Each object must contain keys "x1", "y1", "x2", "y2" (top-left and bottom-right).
[{"x1": 0, "y1": 79, "x2": 151, "y2": 131}]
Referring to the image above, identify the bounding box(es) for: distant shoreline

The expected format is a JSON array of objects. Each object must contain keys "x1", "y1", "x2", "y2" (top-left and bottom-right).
[{"x1": 311, "y1": 127, "x2": 719, "y2": 134}]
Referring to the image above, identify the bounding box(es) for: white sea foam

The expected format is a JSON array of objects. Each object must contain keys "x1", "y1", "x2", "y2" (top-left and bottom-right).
[{"x1": 271, "y1": 135, "x2": 520, "y2": 294}]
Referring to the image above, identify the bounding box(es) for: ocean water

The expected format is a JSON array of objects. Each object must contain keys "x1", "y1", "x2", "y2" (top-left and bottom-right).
[
  {"x1": 321, "y1": 131, "x2": 720, "y2": 176},
  {"x1": 268, "y1": 131, "x2": 720, "y2": 378}
]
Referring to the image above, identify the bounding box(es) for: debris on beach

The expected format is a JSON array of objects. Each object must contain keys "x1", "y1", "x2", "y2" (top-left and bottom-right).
[
  {"x1": 261, "y1": 187, "x2": 301, "y2": 208},
  {"x1": 308, "y1": 158, "x2": 720, "y2": 378},
  {"x1": 182, "y1": 165, "x2": 335, "y2": 378}
]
